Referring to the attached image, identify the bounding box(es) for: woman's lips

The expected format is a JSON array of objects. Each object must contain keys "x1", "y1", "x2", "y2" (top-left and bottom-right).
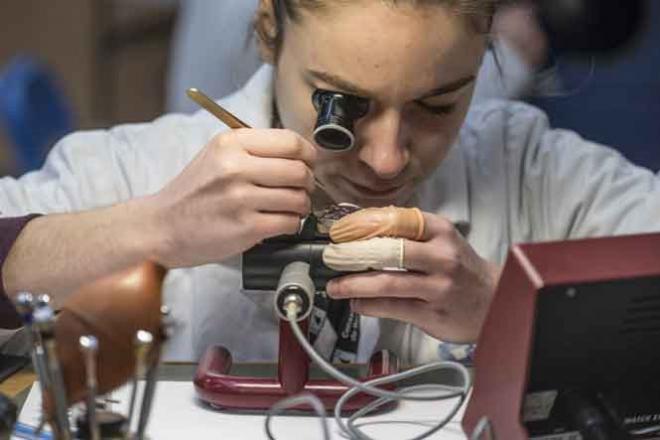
[{"x1": 341, "y1": 177, "x2": 409, "y2": 200}]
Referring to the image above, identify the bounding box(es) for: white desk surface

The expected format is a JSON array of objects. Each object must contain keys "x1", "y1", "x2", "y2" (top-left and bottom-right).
[{"x1": 16, "y1": 381, "x2": 468, "y2": 439}]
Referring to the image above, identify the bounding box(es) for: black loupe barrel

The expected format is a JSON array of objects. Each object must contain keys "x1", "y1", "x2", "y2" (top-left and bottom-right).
[{"x1": 312, "y1": 90, "x2": 369, "y2": 151}]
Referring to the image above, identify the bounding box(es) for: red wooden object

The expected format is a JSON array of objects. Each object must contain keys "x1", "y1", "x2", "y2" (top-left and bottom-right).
[
  {"x1": 194, "y1": 317, "x2": 399, "y2": 412},
  {"x1": 463, "y1": 233, "x2": 660, "y2": 439}
]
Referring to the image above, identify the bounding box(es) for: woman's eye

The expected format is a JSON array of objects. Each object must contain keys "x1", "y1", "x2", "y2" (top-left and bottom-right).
[{"x1": 416, "y1": 101, "x2": 457, "y2": 115}]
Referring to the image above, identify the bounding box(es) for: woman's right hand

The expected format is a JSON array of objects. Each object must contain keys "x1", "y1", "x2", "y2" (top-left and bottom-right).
[{"x1": 146, "y1": 128, "x2": 317, "y2": 268}]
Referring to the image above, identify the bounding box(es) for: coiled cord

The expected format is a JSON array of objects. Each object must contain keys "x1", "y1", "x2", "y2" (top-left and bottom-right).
[{"x1": 264, "y1": 304, "x2": 471, "y2": 440}]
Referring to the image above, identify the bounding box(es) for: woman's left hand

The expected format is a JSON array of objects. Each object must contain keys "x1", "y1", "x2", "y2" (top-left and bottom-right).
[{"x1": 326, "y1": 210, "x2": 501, "y2": 343}]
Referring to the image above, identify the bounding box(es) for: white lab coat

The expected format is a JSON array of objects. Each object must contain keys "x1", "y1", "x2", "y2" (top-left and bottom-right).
[{"x1": 1, "y1": 65, "x2": 659, "y2": 364}]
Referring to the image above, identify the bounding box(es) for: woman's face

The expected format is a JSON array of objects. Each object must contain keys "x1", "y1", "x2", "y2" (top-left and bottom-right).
[{"x1": 272, "y1": 1, "x2": 487, "y2": 207}]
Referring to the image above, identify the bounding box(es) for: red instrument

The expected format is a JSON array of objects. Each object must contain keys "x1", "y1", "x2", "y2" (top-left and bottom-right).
[{"x1": 463, "y1": 233, "x2": 660, "y2": 439}]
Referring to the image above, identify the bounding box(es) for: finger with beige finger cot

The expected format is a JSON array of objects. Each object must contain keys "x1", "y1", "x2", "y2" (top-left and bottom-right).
[
  {"x1": 323, "y1": 237, "x2": 405, "y2": 272},
  {"x1": 329, "y1": 206, "x2": 425, "y2": 243},
  {"x1": 323, "y1": 237, "x2": 444, "y2": 276},
  {"x1": 324, "y1": 216, "x2": 460, "y2": 274},
  {"x1": 323, "y1": 236, "x2": 431, "y2": 274}
]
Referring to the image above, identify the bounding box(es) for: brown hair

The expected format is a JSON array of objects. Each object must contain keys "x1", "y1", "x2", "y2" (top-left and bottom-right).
[{"x1": 256, "y1": 0, "x2": 500, "y2": 58}]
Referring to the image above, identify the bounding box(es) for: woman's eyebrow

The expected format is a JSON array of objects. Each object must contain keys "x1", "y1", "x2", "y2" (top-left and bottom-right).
[
  {"x1": 420, "y1": 75, "x2": 476, "y2": 99},
  {"x1": 307, "y1": 69, "x2": 373, "y2": 97},
  {"x1": 307, "y1": 69, "x2": 475, "y2": 100}
]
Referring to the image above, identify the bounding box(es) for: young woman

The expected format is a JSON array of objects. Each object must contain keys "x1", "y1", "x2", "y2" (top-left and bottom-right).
[{"x1": 0, "y1": 0, "x2": 658, "y2": 364}]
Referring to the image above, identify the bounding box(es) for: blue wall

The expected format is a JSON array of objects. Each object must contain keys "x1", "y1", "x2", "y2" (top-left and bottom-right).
[{"x1": 531, "y1": 0, "x2": 660, "y2": 171}]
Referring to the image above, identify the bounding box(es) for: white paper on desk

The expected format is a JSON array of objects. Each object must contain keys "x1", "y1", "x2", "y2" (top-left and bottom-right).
[{"x1": 17, "y1": 381, "x2": 468, "y2": 439}]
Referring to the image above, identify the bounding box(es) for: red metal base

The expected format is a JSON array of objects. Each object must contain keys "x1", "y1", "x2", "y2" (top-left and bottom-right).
[{"x1": 194, "y1": 319, "x2": 399, "y2": 413}]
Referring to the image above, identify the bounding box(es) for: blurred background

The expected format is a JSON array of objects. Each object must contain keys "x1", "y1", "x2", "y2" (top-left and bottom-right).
[
  {"x1": 0, "y1": 0, "x2": 657, "y2": 177},
  {"x1": 0, "y1": 0, "x2": 178, "y2": 175}
]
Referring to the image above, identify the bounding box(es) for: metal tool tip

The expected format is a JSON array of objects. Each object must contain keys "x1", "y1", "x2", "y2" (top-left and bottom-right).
[
  {"x1": 15, "y1": 292, "x2": 35, "y2": 307},
  {"x1": 135, "y1": 330, "x2": 154, "y2": 345},
  {"x1": 79, "y1": 335, "x2": 99, "y2": 351},
  {"x1": 35, "y1": 294, "x2": 51, "y2": 307}
]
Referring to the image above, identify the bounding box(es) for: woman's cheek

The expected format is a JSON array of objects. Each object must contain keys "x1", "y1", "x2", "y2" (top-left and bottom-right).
[
  {"x1": 417, "y1": 138, "x2": 451, "y2": 174},
  {"x1": 406, "y1": 121, "x2": 455, "y2": 171}
]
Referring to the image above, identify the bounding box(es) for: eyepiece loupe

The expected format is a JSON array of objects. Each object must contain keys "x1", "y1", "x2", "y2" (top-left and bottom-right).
[{"x1": 312, "y1": 89, "x2": 369, "y2": 152}]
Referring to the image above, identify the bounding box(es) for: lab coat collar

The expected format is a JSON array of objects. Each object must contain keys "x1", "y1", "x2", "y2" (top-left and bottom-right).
[
  {"x1": 217, "y1": 64, "x2": 275, "y2": 129},
  {"x1": 220, "y1": 64, "x2": 472, "y2": 232}
]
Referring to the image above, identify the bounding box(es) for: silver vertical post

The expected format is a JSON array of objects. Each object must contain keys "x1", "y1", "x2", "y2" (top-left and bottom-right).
[
  {"x1": 14, "y1": 293, "x2": 51, "y2": 399},
  {"x1": 135, "y1": 339, "x2": 161, "y2": 440},
  {"x1": 79, "y1": 336, "x2": 100, "y2": 440},
  {"x1": 33, "y1": 295, "x2": 71, "y2": 440},
  {"x1": 126, "y1": 330, "x2": 153, "y2": 437}
]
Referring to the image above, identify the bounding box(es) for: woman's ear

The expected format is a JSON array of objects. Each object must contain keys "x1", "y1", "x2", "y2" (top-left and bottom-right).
[{"x1": 255, "y1": 0, "x2": 279, "y2": 65}]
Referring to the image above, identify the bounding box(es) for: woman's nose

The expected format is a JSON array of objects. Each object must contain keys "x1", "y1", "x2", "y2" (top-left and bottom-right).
[{"x1": 356, "y1": 108, "x2": 410, "y2": 180}]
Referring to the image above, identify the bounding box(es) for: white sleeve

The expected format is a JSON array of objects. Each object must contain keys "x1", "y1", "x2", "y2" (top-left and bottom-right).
[
  {"x1": 0, "y1": 131, "x2": 134, "y2": 217},
  {"x1": 0, "y1": 112, "x2": 208, "y2": 218},
  {"x1": 513, "y1": 109, "x2": 660, "y2": 240}
]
